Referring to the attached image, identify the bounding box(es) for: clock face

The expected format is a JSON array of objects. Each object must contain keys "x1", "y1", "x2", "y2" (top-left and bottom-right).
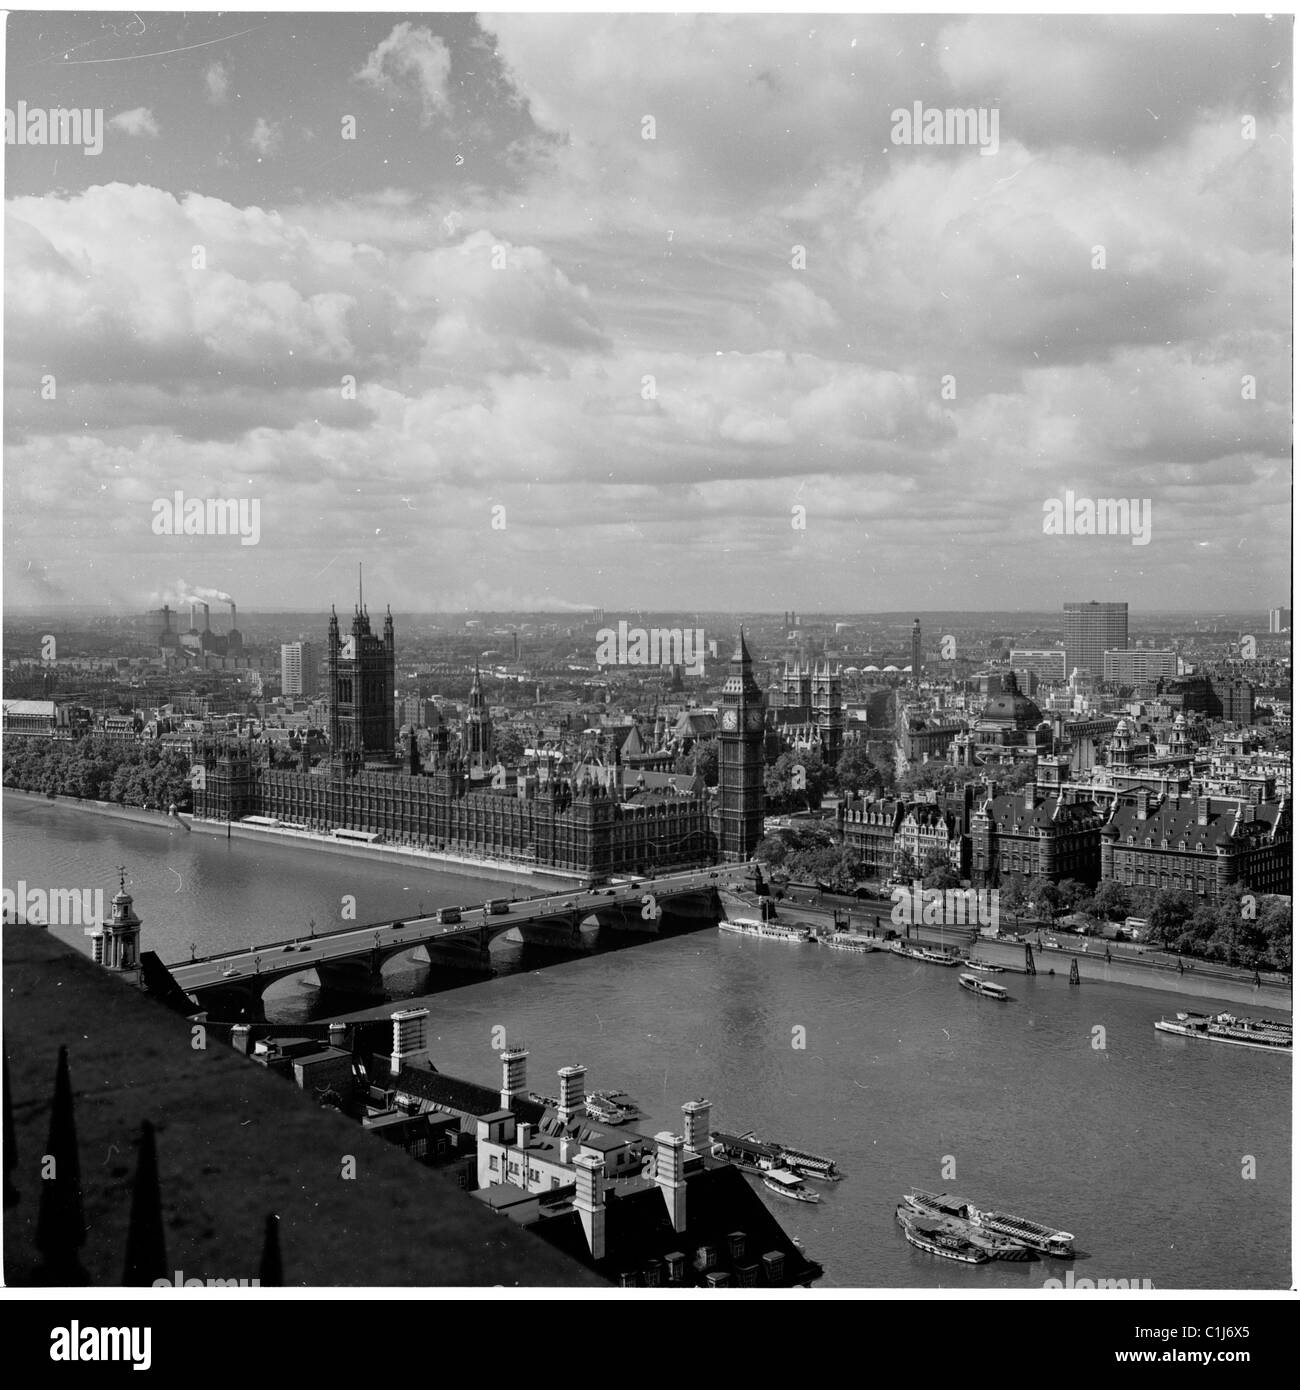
[
  {"x1": 745, "y1": 708, "x2": 764, "y2": 731},
  {"x1": 340, "y1": 637, "x2": 356, "y2": 661},
  {"x1": 720, "y1": 708, "x2": 738, "y2": 731}
]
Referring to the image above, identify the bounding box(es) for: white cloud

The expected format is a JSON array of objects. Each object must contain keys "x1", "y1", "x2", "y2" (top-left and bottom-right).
[
  {"x1": 205, "y1": 62, "x2": 229, "y2": 104},
  {"x1": 355, "y1": 22, "x2": 452, "y2": 126},
  {"x1": 109, "y1": 107, "x2": 160, "y2": 139},
  {"x1": 248, "y1": 118, "x2": 282, "y2": 158}
]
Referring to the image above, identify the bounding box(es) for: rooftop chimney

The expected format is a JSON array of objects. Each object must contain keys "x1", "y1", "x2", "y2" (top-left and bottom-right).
[
  {"x1": 558, "y1": 1064, "x2": 586, "y2": 1122},
  {"x1": 573, "y1": 1153, "x2": 606, "y2": 1260},
  {"x1": 517, "y1": 1121, "x2": 533, "y2": 1153},
  {"x1": 655, "y1": 1132, "x2": 688, "y2": 1233},
  {"x1": 388, "y1": 1008, "x2": 429, "y2": 1075},
  {"x1": 500, "y1": 1043, "x2": 528, "y2": 1107},
  {"x1": 328, "y1": 1022, "x2": 346, "y2": 1050},
  {"x1": 682, "y1": 1099, "x2": 711, "y2": 1155},
  {"x1": 1196, "y1": 796, "x2": 1211, "y2": 827}
]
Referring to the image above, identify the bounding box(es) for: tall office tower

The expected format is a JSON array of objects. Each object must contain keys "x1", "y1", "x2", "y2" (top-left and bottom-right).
[
  {"x1": 718, "y1": 631, "x2": 766, "y2": 861},
  {"x1": 280, "y1": 640, "x2": 317, "y2": 697},
  {"x1": 1063, "y1": 601, "x2": 1128, "y2": 678},
  {"x1": 1268, "y1": 607, "x2": 1291, "y2": 633},
  {"x1": 327, "y1": 588, "x2": 396, "y2": 761},
  {"x1": 911, "y1": 618, "x2": 922, "y2": 689}
]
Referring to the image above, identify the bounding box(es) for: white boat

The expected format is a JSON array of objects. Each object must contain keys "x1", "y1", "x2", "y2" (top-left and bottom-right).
[
  {"x1": 719, "y1": 917, "x2": 810, "y2": 943},
  {"x1": 959, "y1": 972, "x2": 1010, "y2": 1001},
  {"x1": 1155, "y1": 1014, "x2": 1291, "y2": 1053},
  {"x1": 761, "y1": 1169, "x2": 821, "y2": 1203},
  {"x1": 818, "y1": 933, "x2": 877, "y2": 953},
  {"x1": 963, "y1": 958, "x2": 1006, "y2": 973},
  {"x1": 890, "y1": 940, "x2": 963, "y2": 966}
]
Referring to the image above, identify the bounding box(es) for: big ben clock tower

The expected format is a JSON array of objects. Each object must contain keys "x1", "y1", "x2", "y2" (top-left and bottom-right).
[{"x1": 718, "y1": 629, "x2": 766, "y2": 861}]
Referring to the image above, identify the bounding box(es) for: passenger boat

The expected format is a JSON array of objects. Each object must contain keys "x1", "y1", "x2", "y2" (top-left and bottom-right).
[
  {"x1": 958, "y1": 972, "x2": 1010, "y2": 1001},
  {"x1": 776, "y1": 1145, "x2": 842, "y2": 1182},
  {"x1": 898, "y1": 1192, "x2": 1035, "y2": 1260},
  {"x1": 1155, "y1": 1012, "x2": 1291, "y2": 1052},
  {"x1": 762, "y1": 1169, "x2": 821, "y2": 1203},
  {"x1": 890, "y1": 940, "x2": 963, "y2": 966},
  {"x1": 963, "y1": 958, "x2": 1006, "y2": 973},
  {"x1": 718, "y1": 916, "x2": 810, "y2": 943},
  {"x1": 967, "y1": 1204, "x2": 1075, "y2": 1259},
  {"x1": 906, "y1": 1190, "x2": 1073, "y2": 1258},
  {"x1": 584, "y1": 1094, "x2": 634, "y2": 1124},
  {"x1": 818, "y1": 933, "x2": 877, "y2": 953},
  {"x1": 896, "y1": 1206, "x2": 988, "y2": 1264}
]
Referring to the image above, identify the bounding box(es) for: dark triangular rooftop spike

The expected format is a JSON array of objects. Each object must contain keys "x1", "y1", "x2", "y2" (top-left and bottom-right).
[
  {"x1": 259, "y1": 1212, "x2": 283, "y2": 1286},
  {"x1": 122, "y1": 1120, "x2": 167, "y2": 1286},
  {"x1": 35, "y1": 1046, "x2": 86, "y2": 1280},
  {"x1": 4, "y1": 1054, "x2": 18, "y2": 1208}
]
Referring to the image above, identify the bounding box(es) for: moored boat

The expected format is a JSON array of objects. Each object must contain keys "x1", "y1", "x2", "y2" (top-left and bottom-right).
[
  {"x1": 890, "y1": 940, "x2": 964, "y2": 966},
  {"x1": 719, "y1": 916, "x2": 810, "y2": 943},
  {"x1": 906, "y1": 1189, "x2": 1072, "y2": 1258},
  {"x1": 1155, "y1": 1013, "x2": 1291, "y2": 1052},
  {"x1": 967, "y1": 1204, "x2": 1075, "y2": 1258},
  {"x1": 584, "y1": 1094, "x2": 634, "y2": 1124},
  {"x1": 896, "y1": 1206, "x2": 988, "y2": 1264}
]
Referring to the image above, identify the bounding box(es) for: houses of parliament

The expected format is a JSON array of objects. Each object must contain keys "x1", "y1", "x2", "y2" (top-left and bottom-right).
[{"x1": 191, "y1": 600, "x2": 767, "y2": 877}]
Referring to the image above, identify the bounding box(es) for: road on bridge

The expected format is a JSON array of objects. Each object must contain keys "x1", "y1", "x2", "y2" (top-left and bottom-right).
[{"x1": 169, "y1": 863, "x2": 760, "y2": 991}]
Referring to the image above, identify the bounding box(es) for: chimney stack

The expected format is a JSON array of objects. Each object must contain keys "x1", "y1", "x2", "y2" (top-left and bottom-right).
[
  {"x1": 190, "y1": 603, "x2": 197, "y2": 631},
  {"x1": 655, "y1": 1132, "x2": 688, "y2": 1233},
  {"x1": 517, "y1": 1121, "x2": 533, "y2": 1153},
  {"x1": 203, "y1": 602, "x2": 211, "y2": 632},
  {"x1": 1197, "y1": 796, "x2": 1211, "y2": 827},
  {"x1": 557, "y1": 1064, "x2": 586, "y2": 1122},
  {"x1": 229, "y1": 601, "x2": 237, "y2": 630},
  {"x1": 573, "y1": 1153, "x2": 606, "y2": 1260},
  {"x1": 682, "y1": 1098, "x2": 711, "y2": 1155},
  {"x1": 329, "y1": 1022, "x2": 346, "y2": 1050},
  {"x1": 499, "y1": 1043, "x2": 529, "y2": 1107},
  {"x1": 388, "y1": 1008, "x2": 429, "y2": 1075}
]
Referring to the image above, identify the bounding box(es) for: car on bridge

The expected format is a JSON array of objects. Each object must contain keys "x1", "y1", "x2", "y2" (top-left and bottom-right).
[{"x1": 392, "y1": 920, "x2": 406, "y2": 930}]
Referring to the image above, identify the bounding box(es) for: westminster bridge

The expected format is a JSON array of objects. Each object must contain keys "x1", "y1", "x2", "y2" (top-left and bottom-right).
[{"x1": 165, "y1": 864, "x2": 760, "y2": 1020}]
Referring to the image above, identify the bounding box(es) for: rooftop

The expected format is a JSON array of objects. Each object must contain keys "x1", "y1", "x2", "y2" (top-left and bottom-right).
[{"x1": 3, "y1": 925, "x2": 602, "y2": 1288}]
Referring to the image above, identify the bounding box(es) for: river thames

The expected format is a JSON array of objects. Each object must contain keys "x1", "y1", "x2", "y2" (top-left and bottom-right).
[{"x1": 4, "y1": 793, "x2": 1291, "y2": 1290}]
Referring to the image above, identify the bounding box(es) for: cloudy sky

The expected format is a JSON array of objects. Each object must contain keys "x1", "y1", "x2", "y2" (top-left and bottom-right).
[{"x1": 3, "y1": 11, "x2": 1291, "y2": 615}]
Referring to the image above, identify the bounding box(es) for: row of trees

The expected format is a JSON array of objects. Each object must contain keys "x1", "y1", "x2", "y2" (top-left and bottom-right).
[{"x1": 2, "y1": 735, "x2": 194, "y2": 811}]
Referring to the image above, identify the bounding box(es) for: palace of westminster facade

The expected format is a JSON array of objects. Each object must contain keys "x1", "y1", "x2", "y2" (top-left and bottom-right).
[{"x1": 191, "y1": 603, "x2": 768, "y2": 877}]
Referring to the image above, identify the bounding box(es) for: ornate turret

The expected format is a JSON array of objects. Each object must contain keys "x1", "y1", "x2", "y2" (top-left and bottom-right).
[{"x1": 88, "y1": 867, "x2": 142, "y2": 972}]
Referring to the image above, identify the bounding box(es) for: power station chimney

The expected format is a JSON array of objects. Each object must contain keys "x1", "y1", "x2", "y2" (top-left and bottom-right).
[
  {"x1": 203, "y1": 603, "x2": 211, "y2": 632},
  {"x1": 229, "y1": 601, "x2": 237, "y2": 630},
  {"x1": 190, "y1": 604, "x2": 197, "y2": 631}
]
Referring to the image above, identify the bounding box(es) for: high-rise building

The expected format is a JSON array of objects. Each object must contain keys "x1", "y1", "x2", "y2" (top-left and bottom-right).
[
  {"x1": 717, "y1": 630, "x2": 766, "y2": 861},
  {"x1": 1010, "y1": 649, "x2": 1068, "y2": 682},
  {"x1": 1268, "y1": 607, "x2": 1291, "y2": 633},
  {"x1": 911, "y1": 619, "x2": 922, "y2": 689},
  {"x1": 280, "y1": 640, "x2": 317, "y2": 697},
  {"x1": 1102, "y1": 648, "x2": 1177, "y2": 685},
  {"x1": 1063, "y1": 601, "x2": 1128, "y2": 678}
]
